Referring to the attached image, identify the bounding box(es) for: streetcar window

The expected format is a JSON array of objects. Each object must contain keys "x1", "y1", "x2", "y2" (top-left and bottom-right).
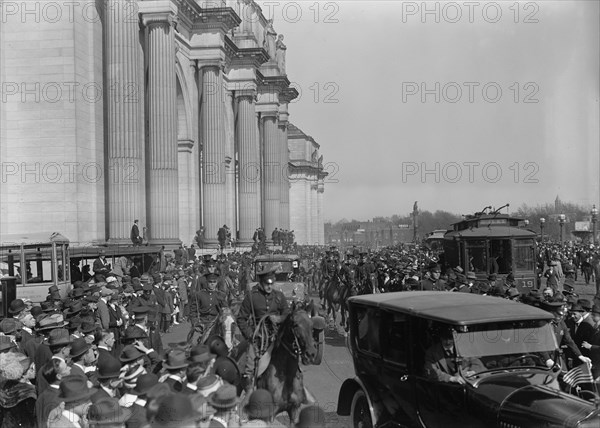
[
  {"x1": 466, "y1": 240, "x2": 487, "y2": 273},
  {"x1": 489, "y1": 240, "x2": 512, "y2": 274},
  {"x1": 23, "y1": 246, "x2": 54, "y2": 284},
  {"x1": 514, "y1": 239, "x2": 535, "y2": 272}
]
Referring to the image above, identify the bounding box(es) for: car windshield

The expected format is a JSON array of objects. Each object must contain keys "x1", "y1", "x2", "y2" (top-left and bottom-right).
[
  {"x1": 453, "y1": 320, "x2": 557, "y2": 373},
  {"x1": 255, "y1": 261, "x2": 294, "y2": 274}
]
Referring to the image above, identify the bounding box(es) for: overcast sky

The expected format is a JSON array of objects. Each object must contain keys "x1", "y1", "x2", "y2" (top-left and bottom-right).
[{"x1": 265, "y1": 1, "x2": 600, "y2": 221}]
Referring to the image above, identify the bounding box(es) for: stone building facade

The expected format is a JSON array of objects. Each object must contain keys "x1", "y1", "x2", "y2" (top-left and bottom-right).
[
  {"x1": 288, "y1": 124, "x2": 326, "y2": 245},
  {"x1": 0, "y1": 0, "x2": 325, "y2": 246}
]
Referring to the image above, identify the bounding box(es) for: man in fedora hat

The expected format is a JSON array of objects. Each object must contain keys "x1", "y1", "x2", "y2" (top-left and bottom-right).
[
  {"x1": 295, "y1": 405, "x2": 327, "y2": 428},
  {"x1": 162, "y1": 349, "x2": 189, "y2": 392},
  {"x1": 8, "y1": 298, "x2": 26, "y2": 318},
  {"x1": 36, "y1": 359, "x2": 71, "y2": 428},
  {"x1": 565, "y1": 303, "x2": 595, "y2": 368},
  {"x1": 91, "y1": 355, "x2": 122, "y2": 402},
  {"x1": 582, "y1": 305, "x2": 600, "y2": 379},
  {"x1": 36, "y1": 327, "x2": 72, "y2": 394},
  {"x1": 151, "y1": 393, "x2": 198, "y2": 428},
  {"x1": 127, "y1": 373, "x2": 158, "y2": 428},
  {"x1": 243, "y1": 388, "x2": 277, "y2": 426},
  {"x1": 237, "y1": 265, "x2": 289, "y2": 394},
  {"x1": 93, "y1": 249, "x2": 112, "y2": 282},
  {"x1": 208, "y1": 384, "x2": 240, "y2": 428},
  {"x1": 87, "y1": 397, "x2": 132, "y2": 427},
  {"x1": 541, "y1": 300, "x2": 591, "y2": 369},
  {"x1": 69, "y1": 338, "x2": 97, "y2": 379},
  {"x1": 47, "y1": 375, "x2": 95, "y2": 428}
]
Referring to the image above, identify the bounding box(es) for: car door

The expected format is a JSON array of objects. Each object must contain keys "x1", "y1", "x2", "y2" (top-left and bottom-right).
[
  {"x1": 412, "y1": 319, "x2": 480, "y2": 428},
  {"x1": 378, "y1": 310, "x2": 418, "y2": 426}
]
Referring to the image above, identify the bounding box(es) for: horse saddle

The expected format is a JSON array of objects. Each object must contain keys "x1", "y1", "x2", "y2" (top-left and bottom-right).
[{"x1": 256, "y1": 342, "x2": 274, "y2": 378}]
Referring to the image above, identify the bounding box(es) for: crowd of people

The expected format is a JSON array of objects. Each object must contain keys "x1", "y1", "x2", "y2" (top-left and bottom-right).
[
  {"x1": 0, "y1": 248, "x2": 328, "y2": 428},
  {"x1": 2, "y1": 236, "x2": 600, "y2": 427}
]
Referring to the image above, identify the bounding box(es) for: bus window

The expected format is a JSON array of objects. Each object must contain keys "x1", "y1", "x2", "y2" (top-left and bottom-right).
[
  {"x1": 466, "y1": 240, "x2": 487, "y2": 273},
  {"x1": 489, "y1": 239, "x2": 512, "y2": 274},
  {"x1": 514, "y1": 239, "x2": 535, "y2": 272}
]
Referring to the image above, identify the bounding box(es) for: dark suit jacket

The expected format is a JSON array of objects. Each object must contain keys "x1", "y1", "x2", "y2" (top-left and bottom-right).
[
  {"x1": 36, "y1": 385, "x2": 60, "y2": 428},
  {"x1": 164, "y1": 376, "x2": 184, "y2": 392},
  {"x1": 69, "y1": 363, "x2": 86, "y2": 379},
  {"x1": 131, "y1": 224, "x2": 140, "y2": 241},
  {"x1": 93, "y1": 257, "x2": 111, "y2": 276},
  {"x1": 97, "y1": 299, "x2": 110, "y2": 329},
  {"x1": 424, "y1": 342, "x2": 485, "y2": 382},
  {"x1": 126, "y1": 402, "x2": 149, "y2": 428},
  {"x1": 91, "y1": 386, "x2": 120, "y2": 403}
]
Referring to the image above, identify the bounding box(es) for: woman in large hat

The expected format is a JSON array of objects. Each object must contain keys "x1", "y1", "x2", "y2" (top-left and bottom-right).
[{"x1": 0, "y1": 352, "x2": 37, "y2": 428}]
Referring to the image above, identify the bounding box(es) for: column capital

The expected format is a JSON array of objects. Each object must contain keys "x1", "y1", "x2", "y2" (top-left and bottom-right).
[
  {"x1": 199, "y1": 61, "x2": 225, "y2": 71},
  {"x1": 234, "y1": 90, "x2": 256, "y2": 102},
  {"x1": 142, "y1": 11, "x2": 178, "y2": 28}
]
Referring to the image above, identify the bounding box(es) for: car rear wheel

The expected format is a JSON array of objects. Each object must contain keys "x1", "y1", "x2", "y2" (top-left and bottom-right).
[{"x1": 351, "y1": 389, "x2": 373, "y2": 428}]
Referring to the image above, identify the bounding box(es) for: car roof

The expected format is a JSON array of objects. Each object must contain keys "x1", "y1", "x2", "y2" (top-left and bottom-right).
[
  {"x1": 348, "y1": 292, "x2": 553, "y2": 325},
  {"x1": 254, "y1": 254, "x2": 300, "y2": 262}
]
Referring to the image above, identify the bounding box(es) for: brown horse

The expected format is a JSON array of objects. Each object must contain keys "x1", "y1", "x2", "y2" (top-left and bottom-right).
[{"x1": 255, "y1": 308, "x2": 318, "y2": 422}]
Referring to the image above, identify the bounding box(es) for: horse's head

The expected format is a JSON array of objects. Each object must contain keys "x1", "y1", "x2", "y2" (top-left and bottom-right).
[{"x1": 280, "y1": 308, "x2": 318, "y2": 365}]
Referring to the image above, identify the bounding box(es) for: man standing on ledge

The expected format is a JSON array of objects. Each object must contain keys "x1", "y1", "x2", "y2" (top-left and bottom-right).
[{"x1": 131, "y1": 220, "x2": 142, "y2": 246}]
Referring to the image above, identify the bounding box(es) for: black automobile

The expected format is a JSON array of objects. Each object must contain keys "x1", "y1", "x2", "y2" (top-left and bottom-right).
[{"x1": 337, "y1": 291, "x2": 600, "y2": 428}]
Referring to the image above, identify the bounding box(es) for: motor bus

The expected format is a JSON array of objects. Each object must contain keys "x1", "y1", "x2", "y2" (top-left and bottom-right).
[
  {"x1": 442, "y1": 208, "x2": 537, "y2": 292},
  {"x1": 0, "y1": 232, "x2": 71, "y2": 302}
]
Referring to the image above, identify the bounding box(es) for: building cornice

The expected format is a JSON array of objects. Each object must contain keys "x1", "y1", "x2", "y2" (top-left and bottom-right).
[{"x1": 230, "y1": 47, "x2": 270, "y2": 68}]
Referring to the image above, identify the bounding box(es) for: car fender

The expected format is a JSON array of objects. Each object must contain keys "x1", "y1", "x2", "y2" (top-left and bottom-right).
[{"x1": 337, "y1": 377, "x2": 381, "y2": 424}]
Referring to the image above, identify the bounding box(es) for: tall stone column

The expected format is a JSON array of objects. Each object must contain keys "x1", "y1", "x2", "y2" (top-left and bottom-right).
[
  {"x1": 317, "y1": 180, "x2": 325, "y2": 245},
  {"x1": 237, "y1": 93, "x2": 261, "y2": 242},
  {"x1": 311, "y1": 182, "x2": 319, "y2": 244},
  {"x1": 105, "y1": 3, "x2": 145, "y2": 244},
  {"x1": 143, "y1": 13, "x2": 180, "y2": 245},
  {"x1": 262, "y1": 113, "x2": 281, "y2": 237},
  {"x1": 201, "y1": 65, "x2": 227, "y2": 242},
  {"x1": 305, "y1": 179, "x2": 313, "y2": 245},
  {"x1": 224, "y1": 90, "x2": 236, "y2": 235},
  {"x1": 278, "y1": 122, "x2": 290, "y2": 230}
]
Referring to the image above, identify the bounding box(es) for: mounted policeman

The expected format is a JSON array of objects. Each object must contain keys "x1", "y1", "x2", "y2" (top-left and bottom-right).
[{"x1": 236, "y1": 265, "x2": 290, "y2": 394}]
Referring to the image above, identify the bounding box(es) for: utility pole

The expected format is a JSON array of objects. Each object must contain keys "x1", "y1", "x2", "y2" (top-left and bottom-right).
[{"x1": 413, "y1": 201, "x2": 418, "y2": 243}]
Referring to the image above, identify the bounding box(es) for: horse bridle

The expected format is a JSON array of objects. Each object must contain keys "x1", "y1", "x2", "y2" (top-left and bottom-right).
[{"x1": 279, "y1": 317, "x2": 303, "y2": 360}]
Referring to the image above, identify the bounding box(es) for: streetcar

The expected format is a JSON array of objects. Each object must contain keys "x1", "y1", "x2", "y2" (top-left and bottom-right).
[
  {"x1": 0, "y1": 232, "x2": 72, "y2": 302},
  {"x1": 442, "y1": 205, "x2": 537, "y2": 291},
  {"x1": 69, "y1": 244, "x2": 161, "y2": 281}
]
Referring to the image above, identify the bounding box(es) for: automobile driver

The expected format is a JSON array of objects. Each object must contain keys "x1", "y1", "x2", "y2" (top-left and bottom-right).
[{"x1": 424, "y1": 329, "x2": 485, "y2": 385}]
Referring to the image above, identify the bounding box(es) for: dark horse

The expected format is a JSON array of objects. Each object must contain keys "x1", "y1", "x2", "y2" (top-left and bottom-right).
[
  {"x1": 324, "y1": 274, "x2": 355, "y2": 330},
  {"x1": 253, "y1": 308, "x2": 318, "y2": 422}
]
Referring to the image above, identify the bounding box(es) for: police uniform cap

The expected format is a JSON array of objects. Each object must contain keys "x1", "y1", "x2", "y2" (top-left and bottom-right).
[
  {"x1": 427, "y1": 262, "x2": 441, "y2": 272},
  {"x1": 206, "y1": 273, "x2": 219, "y2": 282},
  {"x1": 540, "y1": 300, "x2": 565, "y2": 312},
  {"x1": 131, "y1": 306, "x2": 150, "y2": 317},
  {"x1": 257, "y1": 265, "x2": 278, "y2": 277}
]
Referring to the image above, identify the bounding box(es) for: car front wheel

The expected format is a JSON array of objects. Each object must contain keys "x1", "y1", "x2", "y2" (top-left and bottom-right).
[{"x1": 351, "y1": 389, "x2": 373, "y2": 428}]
